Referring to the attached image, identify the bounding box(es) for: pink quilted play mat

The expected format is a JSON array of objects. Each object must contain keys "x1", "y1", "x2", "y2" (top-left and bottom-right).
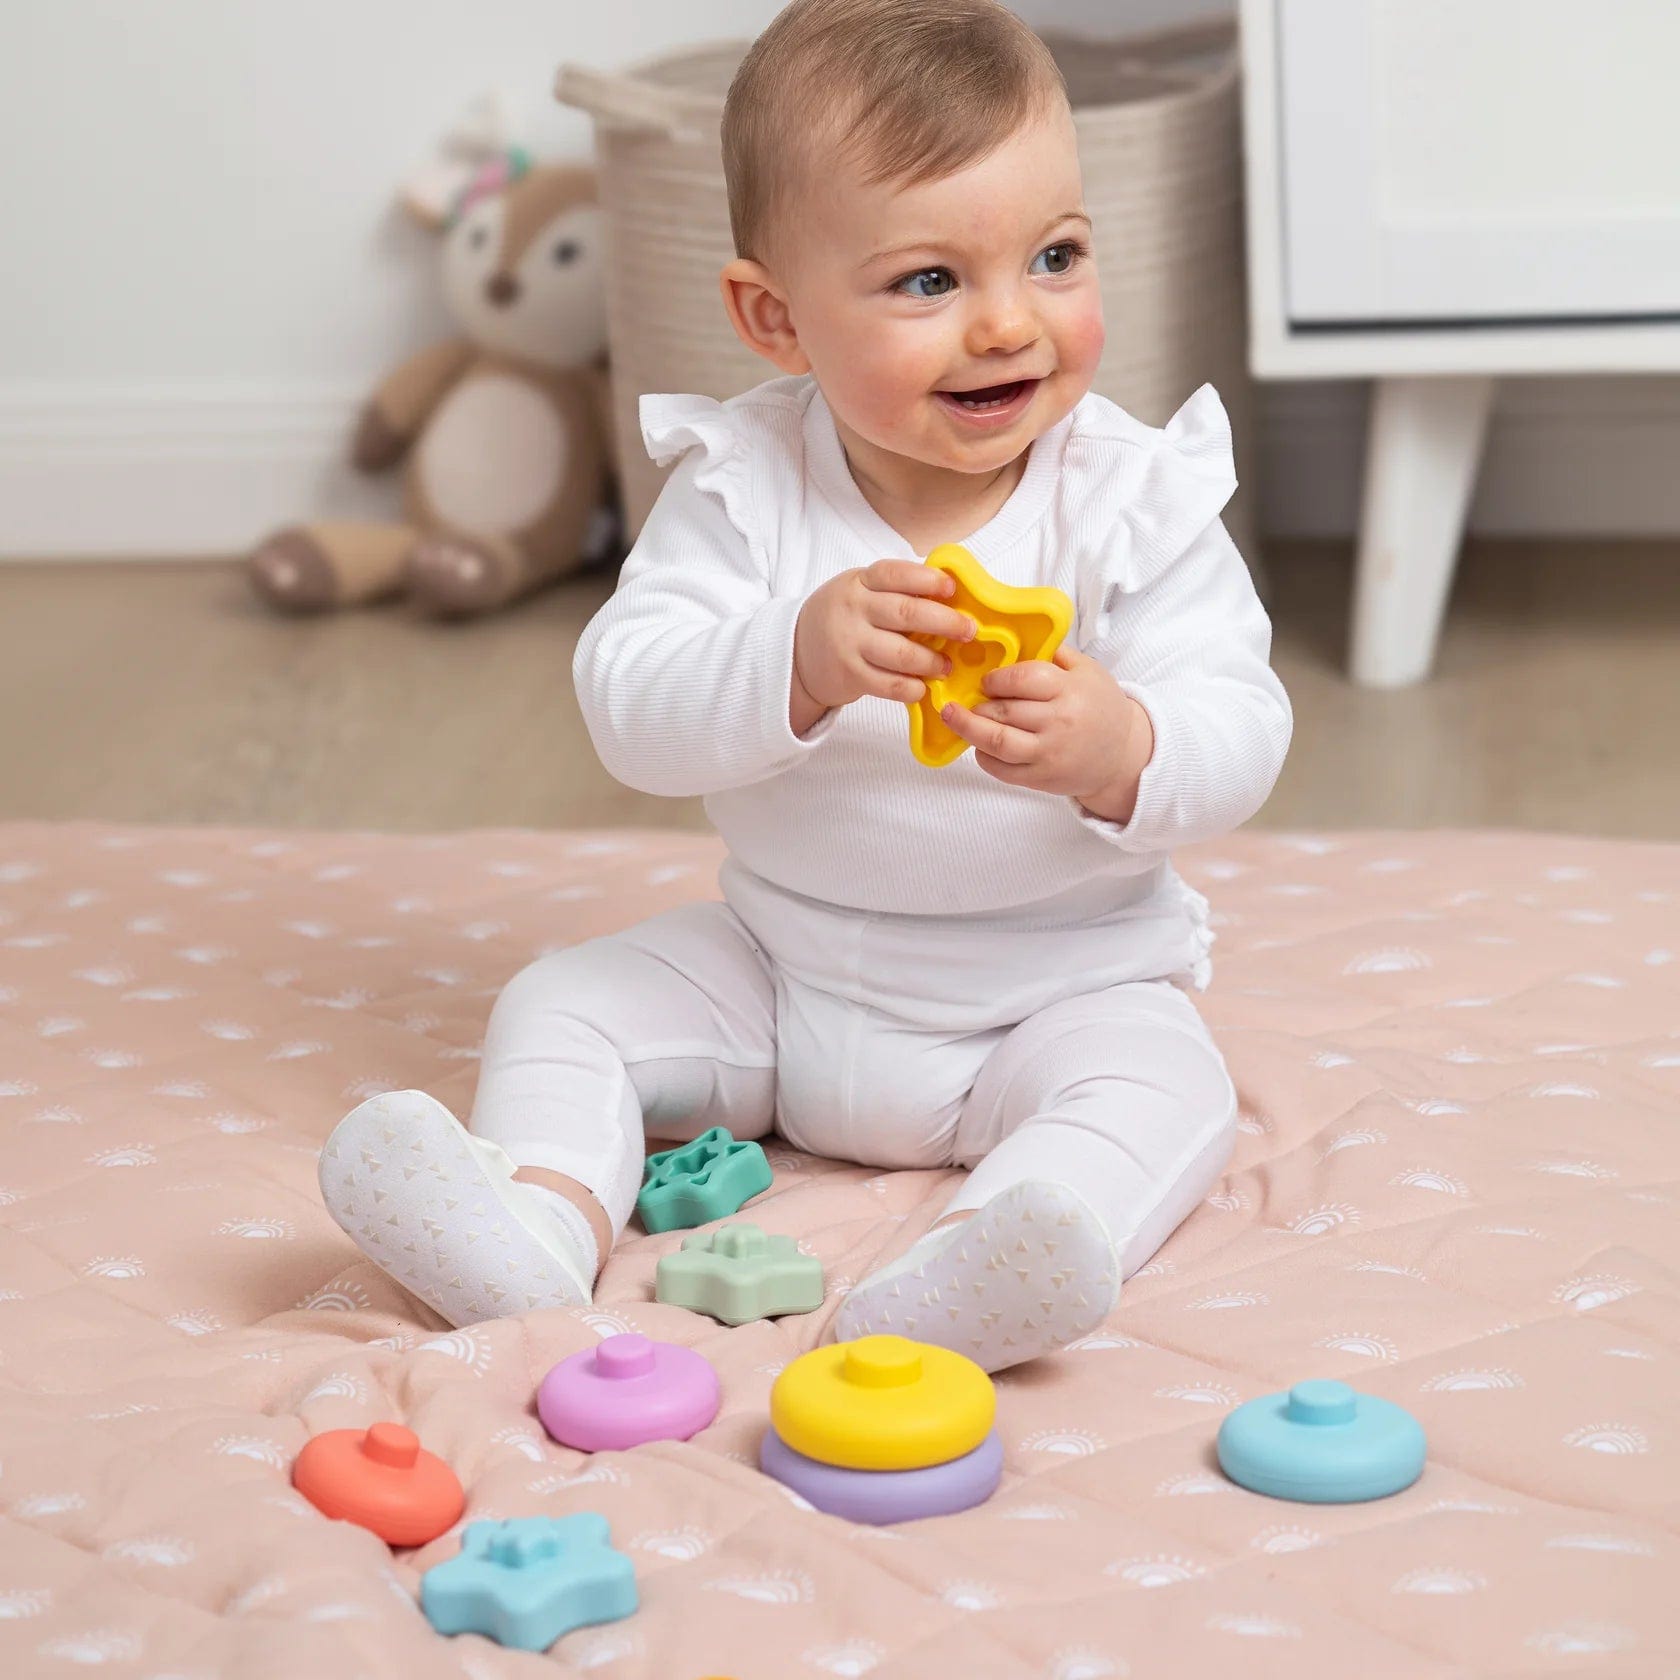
[{"x1": 0, "y1": 823, "x2": 1674, "y2": 1678}]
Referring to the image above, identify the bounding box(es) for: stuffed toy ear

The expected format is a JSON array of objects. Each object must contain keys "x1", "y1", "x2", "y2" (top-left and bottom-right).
[{"x1": 400, "y1": 89, "x2": 524, "y2": 229}]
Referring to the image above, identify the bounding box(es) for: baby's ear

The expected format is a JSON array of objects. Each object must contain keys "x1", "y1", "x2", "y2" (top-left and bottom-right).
[{"x1": 719, "y1": 258, "x2": 811, "y2": 375}]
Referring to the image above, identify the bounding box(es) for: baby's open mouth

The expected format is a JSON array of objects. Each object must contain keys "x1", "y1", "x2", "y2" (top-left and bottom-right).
[{"x1": 936, "y1": 378, "x2": 1038, "y2": 414}]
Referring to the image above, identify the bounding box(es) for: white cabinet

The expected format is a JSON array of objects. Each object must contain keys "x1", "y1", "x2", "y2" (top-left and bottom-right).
[{"x1": 1241, "y1": 0, "x2": 1680, "y2": 684}]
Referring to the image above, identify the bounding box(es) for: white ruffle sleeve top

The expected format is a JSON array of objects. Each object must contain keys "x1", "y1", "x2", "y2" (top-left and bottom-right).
[{"x1": 574, "y1": 372, "x2": 1291, "y2": 935}]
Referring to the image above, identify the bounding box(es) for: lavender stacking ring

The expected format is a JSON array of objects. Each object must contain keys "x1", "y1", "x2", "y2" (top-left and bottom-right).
[
  {"x1": 760, "y1": 1426, "x2": 1003, "y2": 1524},
  {"x1": 538, "y1": 1333, "x2": 720, "y2": 1452}
]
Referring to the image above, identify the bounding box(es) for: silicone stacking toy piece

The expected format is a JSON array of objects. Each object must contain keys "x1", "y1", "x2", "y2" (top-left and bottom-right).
[
  {"x1": 760, "y1": 1424, "x2": 1003, "y2": 1525},
  {"x1": 655, "y1": 1223, "x2": 824, "y2": 1325},
  {"x1": 292, "y1": 1421, "x2": 465, "y2": 1547},
  {"x1": 537, "y1": 1332, "x2": 720, "y2": 1452},
  {"x1": 1217, "y1": 1379, "x2": 1427, "y2": 1503},
  {"x1": 906, "y1": 543, "x2": 1073, "y2": 768},
  {"x1": 421, "y1": 1514, "x2": 636, "y2": 1651},
  {"x1": 769, "y1": 1334, "x2": 994, "y2": 1471},
  {"x1": 637, "y1": 1126, "x2": 773, "y2": 1234}
]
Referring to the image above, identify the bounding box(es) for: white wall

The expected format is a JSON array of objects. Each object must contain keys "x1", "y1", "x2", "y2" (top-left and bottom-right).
[{"x1": 2, "y1": 0, "x2": 1676, "y2": 556}]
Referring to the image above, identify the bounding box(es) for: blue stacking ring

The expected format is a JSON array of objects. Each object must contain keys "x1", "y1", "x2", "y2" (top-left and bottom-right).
[{"x1": 1217, "y1": 1379, "x2": 1426, "y2": 1503}]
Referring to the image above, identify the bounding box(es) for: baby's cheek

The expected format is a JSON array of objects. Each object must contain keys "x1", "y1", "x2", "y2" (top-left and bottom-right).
[
  {"x1": 1065, "y1": 307, "x2": 1107, "y2": 381},
  {"x1": 848, "y1": 366, "x2": 931, "y2": 439}
]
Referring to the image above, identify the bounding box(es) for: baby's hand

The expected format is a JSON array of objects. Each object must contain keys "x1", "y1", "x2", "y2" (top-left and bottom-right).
[
  {"x1": 940, "y1": 647, "x2": 1155, "y2": 822},
  {"x1": 791, "y1": 561, "x2": 976, "y2": 731}
]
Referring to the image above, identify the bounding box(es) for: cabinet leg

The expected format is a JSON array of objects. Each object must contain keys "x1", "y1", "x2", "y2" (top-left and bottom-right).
[{"x1": 1350, "y1": 375, "x2": 1496, "y2": 687}]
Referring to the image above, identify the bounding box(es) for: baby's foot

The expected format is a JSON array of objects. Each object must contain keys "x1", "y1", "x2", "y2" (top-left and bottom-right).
[
  {"x1": 834, "y1": 1180, "x2": 1119, "y2": 1373},
  {"x1": 317, "y1": 1089, "x2": 594, "y2": 1327}
]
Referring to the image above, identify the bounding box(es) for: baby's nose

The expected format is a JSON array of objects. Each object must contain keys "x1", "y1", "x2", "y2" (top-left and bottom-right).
[{"x1": 485, "y1": 273, "x2": 521, "y2": 308}]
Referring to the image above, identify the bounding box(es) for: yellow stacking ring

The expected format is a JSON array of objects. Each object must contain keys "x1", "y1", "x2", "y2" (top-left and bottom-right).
[{"x1": 769, "y1": 1335, "x2": 995, "y2": 1471}]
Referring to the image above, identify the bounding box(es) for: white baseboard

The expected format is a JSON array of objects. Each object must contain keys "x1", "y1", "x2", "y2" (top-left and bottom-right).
[
  {"x1": 5, "y1": 377, "x2": 1680, "y2": 558},
  {"x1": 0, "y1": 385, "x2": 397, "y2": 560}
]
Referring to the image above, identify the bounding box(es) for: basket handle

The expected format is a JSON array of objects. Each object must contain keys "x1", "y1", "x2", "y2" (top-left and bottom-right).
[
  {"x1": 555, "y1": 62, "x2": 719, "y2": 143},
  {"x1": 1113, "y1": 17, "x2": 1236, "y2": 64}
]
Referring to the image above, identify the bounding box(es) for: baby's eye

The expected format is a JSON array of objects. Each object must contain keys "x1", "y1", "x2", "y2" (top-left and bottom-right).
[
  {"x1": 1031, "y1": 240, "x2": 1086, "y2": 276},
  {"x1": 553, "y1": 238, "x2": 581, "y2": 265},
  {"x1": 896, "y1": 267, "x2": 956, "y2": 300}
]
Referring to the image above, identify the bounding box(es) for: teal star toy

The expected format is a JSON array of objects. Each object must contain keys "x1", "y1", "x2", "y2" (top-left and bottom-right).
[
  {"x1": 637, "y1": 1126, "x2": 772, "y2": 1233},
  {"x1": 655, "y1": 1223, "x2": 825, "y2": 1325},
  {"x1": 420, "y1": 1514, "x2": 637, "y2": 1651}
]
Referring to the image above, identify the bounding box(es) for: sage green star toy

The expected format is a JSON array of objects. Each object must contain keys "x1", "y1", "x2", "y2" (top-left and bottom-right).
[
  {"x1": 636, "y1": 1126, "x2": 773, "y2": 1234},
  {"x1": 655, "y1": 1223, "x2": 825, "y2": 1325}
]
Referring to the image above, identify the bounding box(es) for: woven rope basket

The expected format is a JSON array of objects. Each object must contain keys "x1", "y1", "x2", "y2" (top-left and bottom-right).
[{"x1": 556, "y1": 19, "x2": 1260, "y2": 572}]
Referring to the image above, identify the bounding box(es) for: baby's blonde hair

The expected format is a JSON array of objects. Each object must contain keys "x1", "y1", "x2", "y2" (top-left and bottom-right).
[{"x1": 722, "y1": 0, "x2": 1069, "y2": 272}]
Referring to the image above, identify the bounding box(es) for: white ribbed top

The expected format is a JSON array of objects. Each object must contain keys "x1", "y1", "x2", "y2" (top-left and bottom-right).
[{"x1": 574, "y1": 373, "x2": 1291, "y2": 935}]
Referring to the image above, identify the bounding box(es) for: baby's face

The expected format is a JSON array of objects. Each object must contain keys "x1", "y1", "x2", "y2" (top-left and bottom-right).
[{"x1": 780, "y1": 103, "x2": 1104, "y2": 482}]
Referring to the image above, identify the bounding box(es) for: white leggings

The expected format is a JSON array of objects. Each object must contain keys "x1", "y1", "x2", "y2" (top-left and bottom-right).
[{"x1": 469, "y1": 893, "x2": 1238, "y2": 1279}]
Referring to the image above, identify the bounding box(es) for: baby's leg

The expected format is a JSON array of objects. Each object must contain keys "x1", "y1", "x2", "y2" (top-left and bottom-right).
[
  {"x1": 836, "y1": 981, "x2": 1236, "y2": 1371},
  {"x1": 317, "y1": 902, "x2": 775, "y2": 1327}
]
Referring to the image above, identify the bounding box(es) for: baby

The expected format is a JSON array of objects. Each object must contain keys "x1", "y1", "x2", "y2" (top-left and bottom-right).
[{"x1": 319, "y1": 0, "x2": 1291, "y2": 1372}]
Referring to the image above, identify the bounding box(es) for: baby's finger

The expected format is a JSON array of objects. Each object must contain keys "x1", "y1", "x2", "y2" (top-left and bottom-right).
[
  {"x1": 939, "y1": 702, "x2": 1037, "y2": 765},
  {"x1": 859, "y1": 664, "x2": 927, "y2": 706},
  {"x1": 865, "y1": 593, "x2": 975, "y2": 643},
  {"x1": 864, "y1": 632, "x2": 948, "y2": 680},
  {"x1": 973, "y1": 697, "x2": 1053, "y2": 732},
  {"x1": 974, "y1": 750, "x2": 1034, "y2": 786},
  {"x1": 981, "y1": 659, "x2": 1061, "y2": 700},
  {"x1": 862, "y1": 560, "x2": 955, "y2": 599}
]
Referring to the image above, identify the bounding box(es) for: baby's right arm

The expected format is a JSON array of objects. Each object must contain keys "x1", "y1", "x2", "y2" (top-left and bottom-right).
[
  {"x1": 576, "y1": 459, "x2": 973, "y2": 796},
  {"x1": 573, "y1": 451, "x2": 806, "y2": 798}
]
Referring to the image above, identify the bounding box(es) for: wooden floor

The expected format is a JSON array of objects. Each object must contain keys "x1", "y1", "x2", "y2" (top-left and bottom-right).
[{"x1": 3, "y1": 540, "x2": 1678, "y2": 838}]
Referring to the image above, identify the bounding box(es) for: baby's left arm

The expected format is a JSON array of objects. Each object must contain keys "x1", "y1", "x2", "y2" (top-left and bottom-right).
[{"x1": 941, "y1": 516, "x2": 1292, "y2": 849}]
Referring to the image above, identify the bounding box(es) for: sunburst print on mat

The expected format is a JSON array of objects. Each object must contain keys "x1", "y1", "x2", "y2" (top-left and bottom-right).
[
  {"x1": 167, "y1": 1309, "x2": 224, "y2": 1337},
  {"x1": 1250, "y1": 1524, "x2": 1323, "y2": 1553},
  {"x1": 630, "y1": 1527, "x2": 711, "y2": 1561},
  {"x1": 1282, "y1": 1202, "x2": 1362, "y2": 1236},
  {"x1": 1320, "y1": 1126, "x2": 1387, "y2": 1158},
  {"x1": 1388, "y1": 1168, "x2": 1469, "y2": 1195},
  {"x1": 104, "y1": 1536, "x2": 197, "y2": 1568},
  {"x1": 37, "y1": 1632, "x2": 143, "y2": 1666},
  {"x1": 1392, "y1": 1567, "x2": 1486, "y2": 1595},
  {"x1": 1543, "y1": 1533, "x2": 1656, "y2": 1557},
  {"x1": 1205, "y1": 1612, "x2": 1302, "y2": 1640},
  {"x1": 1553, "y1": 1273, "x2": 1641, "y2": 1310},
  {"x1": 703, "y1": 1569, "x2": 815, "y2": 1605},
  {"x1": 1154, "y1": 1380, "x2": 1241, "y2": 1405},
  {"x1": 1019, "y1": 1428, "x2": 1107, "y2": 1457},
  {"x1": 1419, "y1": 1368, "x2": 1525, "y2": 1392},
  {"x1": 940, "y1": 1580, "x2": 1004, "y2": 1611},
  {"x1": 1526, "y1": 1624, "x2": 1638, "y2": 1657},
  {"x1": 487, "y1": 1426, "x2": 547, "y2": 1463},
  {"x1": 1314, "y1": 1331, "x2": 1400, "y2": 1361},
  {"x1": 294, "y1": 1278, "x2": 374, "y2": 1313},
  {"x1": 1561, "y1": 1423, "x2": 1650, "y2": 1454},
  {"x1": 803, "y1": 1641, "x2": 886, "y2": 1677},
  {"x1": 1047, "y1": 1647, "x2": 1125, "y2": 1680},
  {"x1": 1104, "y1": 1554, "x2": 1207, "y2": 1587},
  {"x1": 1156, "y1": 1470, "x2": 1232, "y2": 1497}
]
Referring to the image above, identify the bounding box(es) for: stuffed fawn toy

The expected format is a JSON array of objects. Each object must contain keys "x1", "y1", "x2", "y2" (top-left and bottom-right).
[{"x1": 250, "y1": 152, "x2": 620, "y2": 616}]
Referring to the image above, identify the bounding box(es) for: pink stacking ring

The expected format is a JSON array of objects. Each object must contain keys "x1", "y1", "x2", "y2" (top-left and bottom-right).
[{"x1": 537, "y1": 1333, "x2": 720, "y2": 1452}]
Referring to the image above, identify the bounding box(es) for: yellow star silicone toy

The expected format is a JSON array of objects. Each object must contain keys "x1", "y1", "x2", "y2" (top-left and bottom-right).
[{"x1": 906, "y1": 543, "x2": 1074, "y2": 768}]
